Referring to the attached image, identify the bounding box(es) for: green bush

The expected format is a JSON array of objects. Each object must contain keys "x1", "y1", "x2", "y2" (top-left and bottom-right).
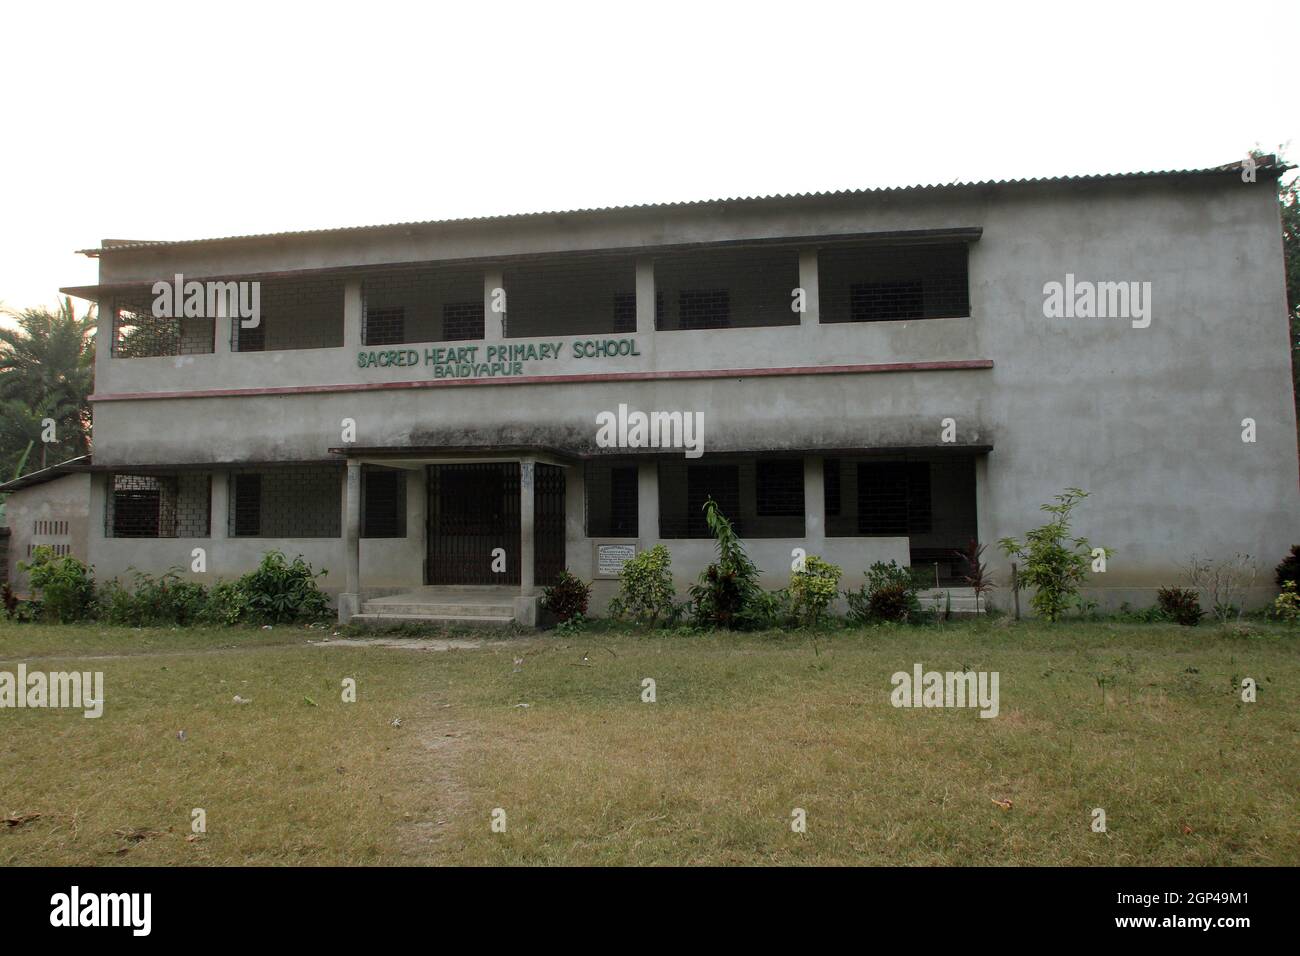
[
  {"x1": 789, "y1": 555, "x2": 842, "y2": 626},
  {"x1": 198, "y1": 580, "x2": 252, "y2": 626},
  {"x1": 1156, "y1": 586, "x2": 1203, "y2": 626},
  {"x1": 1272, "y1": 580, "x2": 1300, "y2": 624},
  {"x1": 19, "y1": 546, "x2": 95, "y2": 622},
  {"x1": 746, "y1": 588, "x2": 794, "y2": 629},
  {"x1": 846, "y1": 560, "x2": 923, "y2": 624},
  {"x1": 609, "y1": 544, "x2": 677, "y2": 626},
  {"x1": 100, "y1": 568, "x2": 209, "y2": 626},
  {"x1": 541, "y1": 570, "x2": 591, "y2": 623},
  {"x1": 999, "y1": 488, "x2": 1112, "y2": 623},
  {"x1": 689, "y1": 499, "x2": 763, "y2": 629},
  {"x1": 236, "y1": 551, "x2": 331, "y2": 624}
]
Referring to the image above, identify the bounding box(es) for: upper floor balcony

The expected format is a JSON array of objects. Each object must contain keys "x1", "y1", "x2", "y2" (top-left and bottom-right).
[{"x1": 84, "y1": 231, "x2": 988, "y2": 401}]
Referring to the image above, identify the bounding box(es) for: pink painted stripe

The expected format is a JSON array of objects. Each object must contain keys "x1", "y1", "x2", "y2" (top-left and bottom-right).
[{"x1": 89, "y1": 359, "x2": 993, "y2": 402}]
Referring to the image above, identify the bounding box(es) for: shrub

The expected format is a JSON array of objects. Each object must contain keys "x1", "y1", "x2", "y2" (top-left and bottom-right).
[
  {"x1": 199, "y1": 580, "x2": 252, "y2": 626},
  {"x1": 1275, "y1": 546, "x2": 1300, "y2": 588},
  {"x1": 99, "y1": 569, "x2": 209, "y2": 627},
  {"x1": 955, "y1": 540, "x2": 996, "y2": 610},
  {"x1": 789, "y1": 555, "x2": 842, "y2": 626},
  {"x1": 610, "y1": 544, "x2": 676, "y2": 626},
  {"x1": 1156, "y1": 586, "x2": 1203, "y2": 626},
  {"x1": 541, "y1": 570, "x2": 591, "y2": 623},
  {"x1": 1183, "y1": 553, "x2": 1258, "y2": 625},
  {"x1": 19, "y1": 546, "x2": 95, "y2": 622},
  {"x1": 1273, "y1": 580, "x2": 1300, "y2": 624},
  {"x1": 689, "y1": 499, "x2": 763, "y2": 629},
  {"x1": 2, "y1": 583, "x2": 17, "y2": 619},
  {"x1": 999, "y1": 488, "x2": 1111, "y2": 623},
  {"x1": 236, "y1": 551, "x2": 331, "y2": 624},
  {"x1": 846, "y1": 560, "x2": 922, "y2": 624},
  {"x1": 745, "y1": 588, "x2": 794, "y2": 629}
]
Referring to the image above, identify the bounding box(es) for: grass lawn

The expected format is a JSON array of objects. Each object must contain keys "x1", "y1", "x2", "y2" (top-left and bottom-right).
[{"x1": 1, "y1": 617, "x2": 1296, "y2": 865}]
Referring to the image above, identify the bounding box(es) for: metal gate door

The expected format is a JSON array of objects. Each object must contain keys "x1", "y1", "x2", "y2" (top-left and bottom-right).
[
  {"x1": 533, "y1": 463, "x2": 566, "y2": 587},
  {"x1": 426, "y1": 463, "x2": 520, "y2": 585}
]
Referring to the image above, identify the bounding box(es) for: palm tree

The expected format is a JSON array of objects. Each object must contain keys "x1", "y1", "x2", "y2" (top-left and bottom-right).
[{"x1": 0, "y1": 297, "x2": 96, "y2": 476}]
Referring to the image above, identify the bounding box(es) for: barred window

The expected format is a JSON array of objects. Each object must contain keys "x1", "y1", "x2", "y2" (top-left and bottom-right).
[
  {"x1": 361, "y1": 466, "x2": 407, "y2": 538},
  {"x1": 819, "y1": 243, "x2": 970, "y2": 323},
  {"x1": 232, "y1": 276, "x2": 345, "y2": 352},
  {"x1": 442, "y1": 301, "x2": 484, "y2": 341},
  {"x1": 612, "y1": 292, "x2": 637, "y2": 333},
  {"x1": 112, "y1": 293, "x2": 215, "y2": 357},
  {"x1": 504, "y1": 256, "x2": 637, "y2": 338},
  {"x1": 105, "y1": 473, "x2": 211, "y2": 538},
  {"x1": 362, "y1": 265, "x2": 483, "y2": 345},
  {"x1": 654, "y1": 247, "x2": 799, "y2": 331},
  {"x1": 228, "y1": 466, "x2": 342, "y2": 537},
  {"x1": 857, "y1": 462, "x2": 931, "y2": 535},
  {"x1": 756, "y1": 459, "x2": 804, "y2": 516},
  {"x1": 584, "y1": 461, "x2": 638, "y2": 537}
]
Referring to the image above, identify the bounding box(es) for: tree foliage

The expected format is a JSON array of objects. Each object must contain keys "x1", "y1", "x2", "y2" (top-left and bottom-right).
[{"x1": 0, "y1": 297, "x2": 96, "y2": 477}]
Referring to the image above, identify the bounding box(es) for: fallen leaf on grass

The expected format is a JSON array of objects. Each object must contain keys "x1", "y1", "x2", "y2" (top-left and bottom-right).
[
  {"x1": 4, "y1": 812, "x2": 41, "y2": 828},
  {"x1": 990, "y1": 798, "x2": 1013, "y2": 811}
]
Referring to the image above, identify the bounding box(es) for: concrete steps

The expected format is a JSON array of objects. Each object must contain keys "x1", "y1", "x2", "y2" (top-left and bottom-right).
[
  {"x1": 917, "y1": 588, "x2": 985, "y2": 615},
  {"x1": 350, "y1": 589, "x2": 520, "y2": 627}
]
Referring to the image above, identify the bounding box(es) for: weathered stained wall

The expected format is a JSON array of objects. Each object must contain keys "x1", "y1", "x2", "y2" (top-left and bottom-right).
[{"x1": 81, "y1": 173, "x2": 1300, "y2": 611}]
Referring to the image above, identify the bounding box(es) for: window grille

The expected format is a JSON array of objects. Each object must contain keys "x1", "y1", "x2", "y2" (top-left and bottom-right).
[
  {"x1": 361, "y1": 466, "x2": 407, "y2": 538},
  {"x1": 503, "y1": 256, "x2": 637, "y2": 338},
  {"x1": 231, "y1": 275, "x2": 344, "y2": 352},
  {"x1": 654, "y1": 247, "x2": 799, "y2": 331},
  {"x1": 756, "y1": 459, "x2": 804, "y2": 516},
  {"x1": 105, "y1": 473, "x2": 211, "y2": 538},
  {"x1": 112, "y1": 292, "x2": 215, "y2": 357},
  {"x1": 362, "y1": 265, "x2": 483, "y2": 345},
  {"x1": 857, "y1": 461, "x2": 931, "y2": 535},
  {"x1": 819, "y1": 243, "x2": 969, "y2": 323},
  {"x1": 227, "y1": 465, "x2": 342, "y2": 537},
  {"x1": 584, "y1": 461, "x2": 639, "y2": 537}
]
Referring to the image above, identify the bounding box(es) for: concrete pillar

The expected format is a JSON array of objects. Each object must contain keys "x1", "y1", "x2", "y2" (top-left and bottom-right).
[
  {"x1": 93, "y1": 297, "x2": 113, "y2": 393},
  {"x1": 519, "y1": 458, "x2": 535, "y2": 594},
  {"x1": 637, "y1": 459, "x2": 659, "y2": 545},
  {"x1": 635, "y1": 258, "x2": 656, "y2": 334},
  {"x1": 804, "y1": 456, "x2": 825, "y2": 551},
  {"x1": 798, "y1": 249, "x2": 820, "y2": 328},
  {"x1": 344, "y1": 280, "x2": 363, "y2": 347},
  {"x1": 339, "y1": 460, "x2": 362, "y2": 623},
  {"x1": 484, "y1": 269, "x2": 505, "y2": 341},
  {"x1": 211, "y1": 471, "x2": 229, "y2": 542}
]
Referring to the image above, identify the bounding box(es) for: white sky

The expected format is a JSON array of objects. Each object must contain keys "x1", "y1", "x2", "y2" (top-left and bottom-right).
[{"x1": 1, "y1": 0, "x2": 1295, "y2": 316}]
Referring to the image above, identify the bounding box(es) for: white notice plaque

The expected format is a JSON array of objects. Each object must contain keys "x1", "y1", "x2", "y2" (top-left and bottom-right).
[{"x1": 595, "y1": 543, "x2": 637, "y2": 578}]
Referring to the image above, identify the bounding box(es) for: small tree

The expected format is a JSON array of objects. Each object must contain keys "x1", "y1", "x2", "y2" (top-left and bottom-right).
[
  {"x1": 609, "y1": 544, "x2": 676, "y2": 626},
  {"x1": 998, "y1": 488, "x2": 1111, "y2": 623},
  {"x1": 689, "y1": 498, "x2": 762, "y2": 629},
  {"x1": 789, "y1": 555, "x2": 842, "y2": 626}
]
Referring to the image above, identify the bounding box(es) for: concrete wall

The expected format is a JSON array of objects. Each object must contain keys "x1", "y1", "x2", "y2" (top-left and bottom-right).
[
  {"x1": 4, "y1": 473, "x2": 92, "y2": 592},
  {"x1": 82, "y1": 174, "x2": 1300, "y2": 612}
]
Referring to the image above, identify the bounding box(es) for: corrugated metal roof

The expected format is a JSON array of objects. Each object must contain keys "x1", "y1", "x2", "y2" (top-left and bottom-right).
[
  {"x1": 78, "y1": 157, "x2": 1290, "y2": 256},
  {"x1": 0, "y1": 455, "x2": 92, "y2": 494}
]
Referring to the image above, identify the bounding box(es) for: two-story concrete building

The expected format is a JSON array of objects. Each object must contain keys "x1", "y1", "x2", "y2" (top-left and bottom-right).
[{"x1": 6, "y1": 159, "x2": 1298, "y2": 623}]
